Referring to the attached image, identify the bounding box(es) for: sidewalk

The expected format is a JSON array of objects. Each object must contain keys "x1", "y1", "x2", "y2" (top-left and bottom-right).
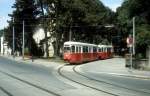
[
  {"x1": 78, "y1": 58, "x2": 150, "y2": 79},
  {"x1": 0, "y1": 55, "x2": 65, "y2": 68}
]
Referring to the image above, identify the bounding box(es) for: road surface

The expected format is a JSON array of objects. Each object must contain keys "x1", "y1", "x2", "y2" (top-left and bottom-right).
[{"x1": 0, "y1": 56, "x2": 150, "y2": 96}]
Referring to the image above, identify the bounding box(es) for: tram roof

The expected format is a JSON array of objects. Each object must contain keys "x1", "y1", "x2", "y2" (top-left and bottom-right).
[{"x1": 64, "y1": 41, "x2": 97, "y2": 47}]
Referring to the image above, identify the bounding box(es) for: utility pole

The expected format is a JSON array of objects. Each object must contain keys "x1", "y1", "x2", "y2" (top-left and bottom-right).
[
  {"x1": 22, "y1": 20, "x2": 25, "y2": 60},
  {"x1": 3, "y1": 29, "x2": 5, "y2": 55},
  {"x1": 69, "y1": 27, "x2": 72, "y2": 41},
  {"x1": 69, "y1": 17, "x2": 73, "y2": 41},
  {"x1": 130, "y1": 17, "x2": 135, "y2": 70},
  {"x1": 133, "y1": 17, "x2": 135, "y2": 55},
  {"x1": 13, "y1": 17, "x2": 15, "y2": 58}
]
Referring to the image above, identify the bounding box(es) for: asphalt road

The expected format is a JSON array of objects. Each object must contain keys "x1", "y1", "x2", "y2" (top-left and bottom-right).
[
  {"x1": 0, "y1": 56, "x2": 150, "y2": 96},
  {"x1": 76, "y1": 58, "x2": 150, "y2": 96},
  {"x1": 0, "y1": 57, "x2": 75, "y2": 96}
]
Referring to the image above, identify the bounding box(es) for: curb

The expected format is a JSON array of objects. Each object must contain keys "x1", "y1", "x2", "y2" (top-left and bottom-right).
[
  {"x1": 94, "y1": 72, "x2": 150, "y2": 80},
  {"x1": 77, "y1": 64, "x2": 150, "y2": 80}
]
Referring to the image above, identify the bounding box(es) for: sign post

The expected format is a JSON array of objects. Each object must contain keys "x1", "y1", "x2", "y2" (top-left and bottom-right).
[{"x1": 127, "y1": 35, "x2": 133, "y2": 69}]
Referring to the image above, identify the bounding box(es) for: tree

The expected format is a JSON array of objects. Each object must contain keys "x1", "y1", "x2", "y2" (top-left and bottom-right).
[
  {"x1": 40, "y1": 0, "x2": 115, "y2": 56},
  {"x1": 116, "y1": 0, "x2": 150, "y2": 57},
  {"x1": 5, "y1": 0, "x2": 116, "y2": 57},
  {"x1": 128, "y1": 0, "x2": 150, "y2": 24},
  {"x1": 6, "y1": 0, "x2": 39, "y2": 56},
  {"x1": 0, "y1": 29, "x2": 3, "y2": 37}
]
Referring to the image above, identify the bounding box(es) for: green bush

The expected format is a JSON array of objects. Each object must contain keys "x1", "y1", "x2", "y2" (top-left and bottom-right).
[
  {"x1": 24, "y1": 48, "x2": 30, "y2": 55},
  {"x1": 136, "y1": 53, "x2": 144, "y2": 59}
]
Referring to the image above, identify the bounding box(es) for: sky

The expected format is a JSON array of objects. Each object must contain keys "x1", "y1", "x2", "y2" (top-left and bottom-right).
[
  {"x1": 0, "y1": 0, "x2": 123, "y2": 30},
  {"x1": 0, "y1": 0, "x2": 15, "y2": 29},
  {"x1": 101, "y1": 0, "x2": 123, "y2": 11}
]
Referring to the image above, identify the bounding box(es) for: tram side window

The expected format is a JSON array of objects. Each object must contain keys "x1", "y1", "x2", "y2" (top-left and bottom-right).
[
  {"x1": 108, "y1": 48, "x2": 111, "y2": 52},
  {"x1": 103, "y1": 48, "x2": 105, "y2": 52},
  {"x1": 79, "y1": 47, "x2": 81, "y2": 53},
  {"x1": 107, "y1": 48, "x2": 109, "y2": 52},
  {"x1": 86, "y1": 46, "x2": 88, "y2": 53},
  {"x1": 83, "y1": 46, "x2": 88, "y2": 53},
  {"x1": 83, "y1": 46, "x2": 86, "y2": 53},
  {"x1": 71, "y1": 46, "x2": 75, "y2": 53},
  {"x1": 93, "y1": 47, "x2": 97, "y2": 53},
  {"x1": 105, "y1": 48, "x2": 107, "y2": 52},
  {"x1": 76, "y1": 46, "x2": 79, "y2": 53},
  {"x1": 102, "y1": 47, "x2": 104, "y2": 52},
  {"x1": 89, "y1": 47, "x2": 91, "y2": 53},
  {"x1": 98, "y1": 48, "x2": 101, "y2": 52},
  {"x1": 104, "y1": 48, "x2": 107, "y2": 52}
]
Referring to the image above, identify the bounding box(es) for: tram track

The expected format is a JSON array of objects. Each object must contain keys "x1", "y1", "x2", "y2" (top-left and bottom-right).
[
  {"x1": 0, "y1": 86, "x2": 13, "y2": 96},
  {"x1": 0, "y1": 70, "x2": 61, "y2": 96},
  {"x1": 58, "y1": 64, "x2": 120, "y2": 96},
  {"x1": 73, "y1": 65, "x2": 150, "y2": 95}
]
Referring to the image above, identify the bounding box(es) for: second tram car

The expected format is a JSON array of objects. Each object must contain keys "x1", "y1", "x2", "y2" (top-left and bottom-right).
[
  {"x1": 63, "y1": 41, "x2": 113, "y2": 64},
  {"x1": 97, "y1": 45, "x2": 113, "y2": 59}
]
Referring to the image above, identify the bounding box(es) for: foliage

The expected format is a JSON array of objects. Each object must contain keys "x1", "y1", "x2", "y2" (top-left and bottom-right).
[
  {"x1": 6, "y1": 0, "x2": 39, "y2": 55},
  {"x1": 5, "y1": 0, "x2": 116, "y2": 57},
  {"x1": 0, "y1": 29, "x2": 3, "y2": 37},
  {"x1": 128, "y1": 0, "x2": 150, "y2": 24},
  {"x1": 116, "y1": 0, "x2": 132, "y2": 37},
  {"x1": 116, "y1": 0, "x2": 150, "y2": 57},
  {"x1": 124, "y1": 0, "x2": 150, "y2": 47},
  {"x1": 42, "y1": 0, "x2": 115, "y2": 56},
  {"x1": 136, "y1": 24, "x2": 150, "y2": 46},
  {"x1": 24, "y1": 47, "x2": 29, "y2": 55}
]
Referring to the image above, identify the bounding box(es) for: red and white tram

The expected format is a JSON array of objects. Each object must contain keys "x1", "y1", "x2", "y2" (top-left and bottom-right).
[
  {"x1": 63, "y1": 41, "x2": 113, "y2": 64},
  {"x1": 97, "y1": 45, "x2": 113, "y2": 59}
]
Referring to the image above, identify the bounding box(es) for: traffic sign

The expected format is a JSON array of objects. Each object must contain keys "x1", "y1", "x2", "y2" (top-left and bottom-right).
[{"x1": 126, "y1": 36, "x2": 133, "y2": 47}]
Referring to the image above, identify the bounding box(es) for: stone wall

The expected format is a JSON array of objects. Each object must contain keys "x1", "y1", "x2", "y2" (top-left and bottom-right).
[
  {"x1": 126, "y1": 46, "x2": 150, "y2": 70},
  {"x1": 125, "y1": 54, "x2": 149, "y2": 70},
  {"x1": 133, "y1": 59, "x2": 148, "y2": 70}
]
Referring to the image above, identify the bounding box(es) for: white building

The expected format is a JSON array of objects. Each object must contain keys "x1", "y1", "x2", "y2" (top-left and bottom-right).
[
  {"x1": 33, "y1": 28, "x2": 54, "y2": 57},
  {"x1": 0, "y1": 36, "x2": 11, "y2": 55},
  {"x1": 0, "y1": 36, "x2": 4, "y2": 54}
]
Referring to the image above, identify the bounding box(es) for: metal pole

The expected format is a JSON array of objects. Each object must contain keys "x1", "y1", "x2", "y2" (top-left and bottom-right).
[
  {"x1": 69, "y1": 17, "x2": 72, "y2": 41},
  {"x1": 130, "y1": 17, "x2": 135, "y2": 70},
  {"x1": 13, "y1": 18, "x2": 15, "y2": 58},
  {"x1": 149, "y1": 46, "x2": 150, "y2": 65},
  {"x1": 2, "y1": 31, "x2": 4, "y2": 55},
  {"x1": 130, "y1": 17, "x2": 135, "y2": 69},
  {"x1": 69, "y1": 27, "x2": 72, "y2": 41},
  {"x1": 133, "y1": 17, "x2": 135, "y2": 55},
  {"x1": 130, "y1": 46, "x2": 133, "y2": 70},
  {"x1": 22, "y1": 20, "x2": 25, "y2": 60}
]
